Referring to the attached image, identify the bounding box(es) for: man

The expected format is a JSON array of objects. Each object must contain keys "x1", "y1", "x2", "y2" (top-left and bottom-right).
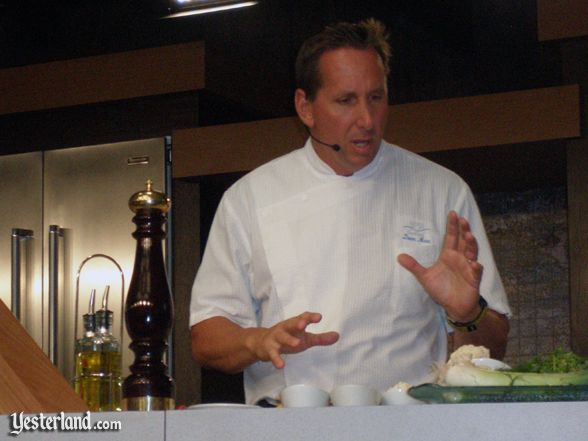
[{"x1": 190, "y1": 18, "x2": 511, "y2": 405}]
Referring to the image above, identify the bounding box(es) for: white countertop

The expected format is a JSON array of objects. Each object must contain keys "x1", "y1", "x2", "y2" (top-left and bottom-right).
[{"x1": 2, "y1": 402, "x2": 588, "y2": 440}]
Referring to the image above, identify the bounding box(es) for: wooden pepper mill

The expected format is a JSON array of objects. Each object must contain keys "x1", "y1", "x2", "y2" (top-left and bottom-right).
[{"x1": 122, "y1": 180, "x2": 175, "y2": 411}]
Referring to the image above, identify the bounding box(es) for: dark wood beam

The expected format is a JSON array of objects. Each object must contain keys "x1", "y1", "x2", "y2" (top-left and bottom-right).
[
  {"x1": 538, "y1": 0, "x2": 588, "y2": 41},
  {"x1": 172, "y1": 85, "x2": 580, "y2": 178},
  {"x1": 0, "y1": 42, "x2": 205, "y2": 116}
]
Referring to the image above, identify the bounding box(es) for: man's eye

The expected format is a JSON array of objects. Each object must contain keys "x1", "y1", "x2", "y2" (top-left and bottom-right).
[
  {"x1": 371, "y1": 94, "x2": 384, "y2": 102},
  {"x1": 337, "y1": 97, "x2": 353, "y2": 105}
]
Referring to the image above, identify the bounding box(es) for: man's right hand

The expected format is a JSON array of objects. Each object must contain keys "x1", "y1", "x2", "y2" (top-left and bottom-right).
[
  {"x1": 191, "y1": 312, "x2": 339, "y2": 374},
  {"x1": 249, "y1": 311, "x2": 340, "y2": 369}
]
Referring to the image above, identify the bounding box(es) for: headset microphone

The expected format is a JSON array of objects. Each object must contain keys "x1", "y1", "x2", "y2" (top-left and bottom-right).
[{"x1": 305, "y1": 127, "x2": 341, "y2": 152}]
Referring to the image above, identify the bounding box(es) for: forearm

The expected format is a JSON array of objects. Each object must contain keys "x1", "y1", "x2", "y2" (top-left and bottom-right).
[
  {"x1": 191, "y1": 316, "x2": 264, "y2": 374},
  {"x1": 449, "y1": 309, "x2": 509, "y2": 360}
]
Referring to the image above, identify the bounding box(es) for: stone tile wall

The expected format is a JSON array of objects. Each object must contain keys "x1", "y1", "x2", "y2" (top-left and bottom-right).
[{"x1": 475, "y1": 187, "x2": 570, "y2": 367}]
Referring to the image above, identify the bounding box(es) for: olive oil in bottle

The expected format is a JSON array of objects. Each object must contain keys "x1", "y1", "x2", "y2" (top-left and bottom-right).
[
  {"x1": 74, "y1": 286, "x2": 122, "y2": 411},
  {"x1": 73, "y1": 289, "x2": 98, "y2": 409}
]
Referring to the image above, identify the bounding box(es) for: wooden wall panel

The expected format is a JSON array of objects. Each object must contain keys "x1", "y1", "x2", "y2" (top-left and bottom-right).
[
  {"x1": 563, "y1": 38, "x2": 588, "y2": 356},
  {"x1": 387, "y1": 85, "x2": 580, "y2": 153},
  {"x1": 173, "y1": 85, "x2": 580, "y2": 178},
  {"x1": 171, "y1": 180, "x2": 202, "y2": 406},
  {"x1": 568, "y1": 144, "x2": 588, "y2": 356},
  {"x1": 173, "y1": 117, "x2": 306, "y2": 177},
  {"x1": 538, "y1": 0, "x2": 588, "y2": 41},
  {"x1": 0, "y1": 42, "x2": 205, "y2": 116}
]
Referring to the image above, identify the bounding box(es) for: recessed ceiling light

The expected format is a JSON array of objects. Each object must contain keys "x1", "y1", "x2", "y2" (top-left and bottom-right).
[{"x1": 162, "y1": 0, "x2": 258, "y2": 19}]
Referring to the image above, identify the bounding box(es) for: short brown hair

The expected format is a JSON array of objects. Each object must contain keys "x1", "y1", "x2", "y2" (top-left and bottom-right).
[{"x1": 295, "y1": 18, "x2": 391, "y2": 101}]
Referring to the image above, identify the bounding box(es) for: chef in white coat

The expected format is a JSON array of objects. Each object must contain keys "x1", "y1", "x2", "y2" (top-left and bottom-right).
[{"x1": 189, "y1": 18, "x2": 511, "y2": 405}]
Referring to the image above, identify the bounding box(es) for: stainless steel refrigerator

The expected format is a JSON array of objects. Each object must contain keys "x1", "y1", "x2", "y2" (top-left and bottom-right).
[{"x1": 0, "y1": 137, "x2": 171, "y2": 384}]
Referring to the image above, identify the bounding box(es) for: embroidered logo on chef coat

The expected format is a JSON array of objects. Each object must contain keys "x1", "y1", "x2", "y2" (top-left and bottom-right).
[{"x1": 401, "y1": 222, "x2": 432, "y2": 244}]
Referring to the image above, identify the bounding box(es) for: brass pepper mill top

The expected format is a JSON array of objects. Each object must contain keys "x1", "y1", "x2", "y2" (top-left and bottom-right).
[{"x1": 128, "y1": 180, "x2": 171, "y2": 214}]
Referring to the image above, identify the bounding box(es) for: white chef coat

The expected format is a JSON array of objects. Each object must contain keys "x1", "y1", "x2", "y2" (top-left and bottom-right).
[{"x1": 190, "y1": 139, "x2": 511, "y2": 405}]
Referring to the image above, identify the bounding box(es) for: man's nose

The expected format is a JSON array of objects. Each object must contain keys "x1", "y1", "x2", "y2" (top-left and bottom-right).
[{"x1": 356, "y1": 101, "x2": 374, "y2": 130}]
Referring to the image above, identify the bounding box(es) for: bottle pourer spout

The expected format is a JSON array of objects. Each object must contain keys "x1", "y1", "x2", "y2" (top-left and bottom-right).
[
  {"x1": 88, "y1": 289, "x2": 96, "y2": 314},
  {"x1": 102, "y1": 285, "x2": 110, "y2": 310}
]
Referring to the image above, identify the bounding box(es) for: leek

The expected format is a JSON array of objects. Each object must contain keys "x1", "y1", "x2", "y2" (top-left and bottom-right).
[
  {"x1": 438, "y1": 345, "x2": 588, "y2": 387},
  {"x1": 444, "y1": 361, "x2": 588, "y2": 387}
]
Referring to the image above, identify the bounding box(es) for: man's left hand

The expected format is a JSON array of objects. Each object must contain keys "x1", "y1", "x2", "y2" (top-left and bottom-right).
[{"x1": 397, "y1": 211, "x2": 483, "y2": 322}]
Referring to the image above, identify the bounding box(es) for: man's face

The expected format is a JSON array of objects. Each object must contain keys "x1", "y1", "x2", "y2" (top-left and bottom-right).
[{"x1": 296, "y1": 47, "x2": 389, "y2": 176}]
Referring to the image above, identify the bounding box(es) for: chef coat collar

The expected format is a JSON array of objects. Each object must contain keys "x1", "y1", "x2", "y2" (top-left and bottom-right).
[{"x1": 303, "y1": 138, "x2": 384, "y2": 180}]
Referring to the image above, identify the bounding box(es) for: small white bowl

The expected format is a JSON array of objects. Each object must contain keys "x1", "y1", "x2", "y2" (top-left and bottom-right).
[
  {"x1": 330, "y1": 384, "x2": 381, "y2": 407},
  {"x1": 381, "y1": 382, "x2": 423, "y2": 405},
  {"x1": 280, "y1": 384, "x2": 330, "y2": 408}
]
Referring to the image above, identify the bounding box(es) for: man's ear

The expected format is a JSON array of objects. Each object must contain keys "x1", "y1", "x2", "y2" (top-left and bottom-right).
[{"x1": 295, "y1": 88, "x2": 314, "y2": 128}]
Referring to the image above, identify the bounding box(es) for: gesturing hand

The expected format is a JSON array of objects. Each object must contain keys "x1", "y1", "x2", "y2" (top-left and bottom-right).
[
  {"x1": 397, "y1": 211, "x2": 483, "y2": 322},
  {"x1": 252, "y1": 311, "x2": 339, "y2": 369}
]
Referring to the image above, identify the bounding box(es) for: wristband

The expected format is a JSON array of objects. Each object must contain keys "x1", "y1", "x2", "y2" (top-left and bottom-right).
[{"x1": 447, "y1": 295, "x2": 488, "y2": 332}]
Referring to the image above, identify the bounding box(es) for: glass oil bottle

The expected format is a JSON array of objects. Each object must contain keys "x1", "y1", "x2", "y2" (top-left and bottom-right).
[
  {"x1": 73, "y1": 289, "x2": 98, "y2": 409},
  {"x1": 73, "y1": 286, "x2": 122, "y2": 411}
]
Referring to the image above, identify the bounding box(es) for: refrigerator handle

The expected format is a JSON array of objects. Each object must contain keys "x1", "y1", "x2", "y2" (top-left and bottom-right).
[
  {"x1": 11, "y1": 228, "x2": 34, "y2": 320},
  {"x1": 48, "y1": 225, "x2": 64, "y2": 365}
]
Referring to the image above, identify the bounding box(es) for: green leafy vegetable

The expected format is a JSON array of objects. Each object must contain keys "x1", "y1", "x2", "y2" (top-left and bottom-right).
[{"x1": 514, "y1": 348, "x2": 588, "y2": 373}]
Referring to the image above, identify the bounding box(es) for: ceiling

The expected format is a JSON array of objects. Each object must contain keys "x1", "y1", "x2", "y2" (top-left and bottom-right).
[{"x1": 0, "y1": 0, "x2": 562, "y2": 120}]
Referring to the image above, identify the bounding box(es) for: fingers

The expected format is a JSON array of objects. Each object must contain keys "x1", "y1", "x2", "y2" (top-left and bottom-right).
[
  {"x1": 397, "y1": 253, "x2": 426, "y2": 279},
  {"x1": 457, "y1": 217, "x2": 479, "y2": 261},
  {"x1": 443, "y1": 211, "x2": 479, "y2": 261},
  {"x1": 442, "y1": 211, "x2": 459, "y2": 250},
  {"x1": 265, "y1": 328, "x2": 298, "y2": 369},
  {"x1": 268, "y1": 349, "x2": 285, "y2": 369},
  {"x1": 293, "y1": 311, "x2": 323, "y2": 331},
  {"x1": 264, "y1": 312, "x2": 338, "y2": 369},
  {"x1": 305, "y1": 331, "x2": 340, "y2": 347},
  {"x1": 267, "y1": 331, "x2": 339, "y2": 370},
  {"x1": 470, "y1": 260, "x2": 484, "y2": 283}
]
